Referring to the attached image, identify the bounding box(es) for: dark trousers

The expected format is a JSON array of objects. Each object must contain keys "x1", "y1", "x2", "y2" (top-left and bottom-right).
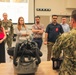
[
  {"x1": 0, "y1": 41, "x2": 5, "y2": 63},
  {"x1": 33, "y1": 38, "x2": 43, "y2": 50}
]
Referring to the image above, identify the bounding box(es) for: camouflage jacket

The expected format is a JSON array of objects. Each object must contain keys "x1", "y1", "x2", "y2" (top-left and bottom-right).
[
  {"x1": 52, "y1": 29, "x2": 76, "y2": 59},
  {"x1": 2, "y1": 20, "x2": 14, "y2": 36},
  {"x1": 52, "y1": 29, "x2": 76, "y2": 75}
]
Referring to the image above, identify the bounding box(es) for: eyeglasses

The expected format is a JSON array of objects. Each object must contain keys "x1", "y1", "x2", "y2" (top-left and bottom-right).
[{"x1": 53, "y1": 18, "x2": 57, "y2": 19}]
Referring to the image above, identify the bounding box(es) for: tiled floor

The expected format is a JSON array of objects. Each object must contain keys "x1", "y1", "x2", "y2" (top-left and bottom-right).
[{"x1": 5, "y1": 40, "x2": 47, "y2": 63}]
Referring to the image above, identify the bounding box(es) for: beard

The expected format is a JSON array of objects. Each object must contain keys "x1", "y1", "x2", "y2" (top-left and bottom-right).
[{"x1": 36, "y1": 21, "x2": 40, "y2": 24}]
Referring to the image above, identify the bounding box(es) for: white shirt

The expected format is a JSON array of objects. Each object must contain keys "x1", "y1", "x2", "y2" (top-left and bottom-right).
[
  {"x1": 15, "y1": 26, "x2": 29, "y2": 43},
  {"x1": 60, "y1": 23, "x2": 70, "y2": 33}
]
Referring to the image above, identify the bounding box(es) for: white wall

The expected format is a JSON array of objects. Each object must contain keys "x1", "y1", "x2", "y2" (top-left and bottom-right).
[
  {"x1": 35, "y1": 0, "x2": 75, "y2": 16},
  {"x1": 66, "y1": 0, "x2": 76, "y2": 8}
]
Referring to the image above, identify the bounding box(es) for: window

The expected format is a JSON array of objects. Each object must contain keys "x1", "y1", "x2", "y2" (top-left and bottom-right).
[{"x1": 0, "y1": 0, "x2": 35, "y2": 23}]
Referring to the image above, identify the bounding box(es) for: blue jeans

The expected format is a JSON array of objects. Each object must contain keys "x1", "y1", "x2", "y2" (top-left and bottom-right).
[{"x1": 33, "y1": 38, "x2": 43, "y2": 50}]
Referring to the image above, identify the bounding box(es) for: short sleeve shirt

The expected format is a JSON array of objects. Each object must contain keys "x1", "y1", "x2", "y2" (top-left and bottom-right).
[
  {"x1": 46, "y1": 23, "x2": 64, "y2": 43},
  {"x1": 32, "y1": 24, "x2": 44, "y2": 38}
]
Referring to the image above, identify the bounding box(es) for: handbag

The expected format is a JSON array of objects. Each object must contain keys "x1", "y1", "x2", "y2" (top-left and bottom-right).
[{"x1": 52, "y1": 58, "x2": 63, "y2": 70}]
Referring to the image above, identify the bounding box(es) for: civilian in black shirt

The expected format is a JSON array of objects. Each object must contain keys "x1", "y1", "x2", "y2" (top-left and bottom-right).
[{"x1": 44, "y1": 15, "x2": 64, "y2": 61}]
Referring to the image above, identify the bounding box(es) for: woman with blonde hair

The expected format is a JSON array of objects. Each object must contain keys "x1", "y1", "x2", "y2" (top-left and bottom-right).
[{"x1": 15, "y1": 17, "x2": 29, "y2": 43}]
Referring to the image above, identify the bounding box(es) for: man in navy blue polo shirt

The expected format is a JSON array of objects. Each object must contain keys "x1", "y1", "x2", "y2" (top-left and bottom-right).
[{"x1": 44, "y1": 15, "x2": 64, "y2": 61}]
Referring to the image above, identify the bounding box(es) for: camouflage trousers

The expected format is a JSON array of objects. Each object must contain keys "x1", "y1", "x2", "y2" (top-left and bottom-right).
[
  {"x1": 5, "y1": 35, "x2": 13, "y2": 49},
  {"x1": 47, "y1": 42, "x2": 54, "y2": 61},
  {"x1": 59, "y1": 70, "x2": 76, "y2": 75},
  {"x1": 59, "y1": 58, "x2": 76, "y2": 75}
]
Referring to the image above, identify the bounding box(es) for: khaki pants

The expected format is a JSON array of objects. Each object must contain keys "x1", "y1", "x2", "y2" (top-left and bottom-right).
[{"x1": 47, "y1": 42, "x2": 54, "y2": 61}]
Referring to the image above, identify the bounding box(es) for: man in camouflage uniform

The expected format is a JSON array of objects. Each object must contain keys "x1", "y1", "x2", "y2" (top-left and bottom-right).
[
  {"x1": 52, "y1": 10, "x2": 76, "y2": 75},
  {"x1": 2, "y1": 13, "x2": 14, "y2": 49}
]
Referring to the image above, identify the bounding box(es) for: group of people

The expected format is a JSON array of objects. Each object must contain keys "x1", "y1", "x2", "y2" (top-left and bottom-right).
[
  {"x1": 0, "y1": 13, "x2": 71, "y2": 63},
  {"x1": 0, "y1": 13, "x2": 13, "y2": 63},
  {"x1": 0, "y1": 9, "x2": 76, "y2": 75},
  {"x1": 52, "y1": 10, "x2": 76, "y2": 75},
  {"x1": 32, "y1": 12, "x2": 76, "y2": 75},
  {"x1": 0, "y1": 13, "x2": 44, "y2": 63},
  {"x1": 44, "y1": 15, "x2": 70, "y2": 61}
]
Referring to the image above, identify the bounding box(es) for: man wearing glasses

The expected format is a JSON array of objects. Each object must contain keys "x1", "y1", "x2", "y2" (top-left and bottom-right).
[{"x1": 44, "y1": 15, "x2": 64, "y2": 61}]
